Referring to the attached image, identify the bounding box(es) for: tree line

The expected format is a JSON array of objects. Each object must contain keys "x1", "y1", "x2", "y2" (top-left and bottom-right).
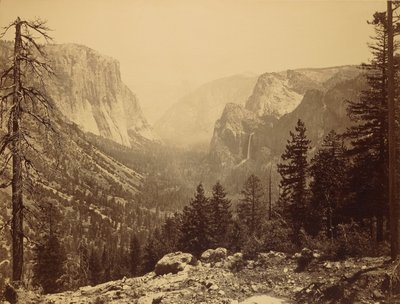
[{"x1": 0, "y1": 3, "x2": 400, "y2": 295}]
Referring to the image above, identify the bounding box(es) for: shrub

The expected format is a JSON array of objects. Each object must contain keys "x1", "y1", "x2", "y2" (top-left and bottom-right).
[{"x1": 262, "y1": 220, "x2": 297, "y2": 253}]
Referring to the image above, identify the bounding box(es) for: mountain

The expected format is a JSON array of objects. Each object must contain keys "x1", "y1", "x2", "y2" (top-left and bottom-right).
[
  {"x1": 32, "y1": 43, "x2": 155, "y2": 147},
  {"x1": 245, "y1": 66, "x2": 361, "y2": 118},
  {"x1": 209, "y1": 66, "x2": 364, "y2": 188},
  {"x1": 154, "y1": 74, "x2": 258, "y2": 150},
  {"x1": 0, "y1": 42, "x2": 163, "y2": 289}
]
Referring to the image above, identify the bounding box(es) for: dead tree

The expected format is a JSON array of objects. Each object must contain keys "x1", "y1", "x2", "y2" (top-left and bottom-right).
[{"x1": 0, "y1": 17, "x2": 53, "y2": 282}]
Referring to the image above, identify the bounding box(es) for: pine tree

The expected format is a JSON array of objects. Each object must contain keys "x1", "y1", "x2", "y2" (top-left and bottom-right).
[
  {"x1": 159, "y1": 214, "x2": 182, "y2": 254},
  {"x1": 88, "y1": 248, "x2": 102, "y2": 286},
  {"x1": 237, "y1": 174, "x2": 265, "y2": 236},
  {"x1": 0, "y1": 18, "x2": 54, "y2": 282},
  {"x1": 345, "y1": 12, "x2": 398, "y2": 242},
  {"x1": 179, "y1": 183, "x2": 211, "y2": 256},
  {"x1": 209, "y1": 182, "x2": 232, "y2": 248},
  {"x1": 78, "y1": 241, "x2": 90, "y2": 286},
  {"x1": 101, "y1": 245, "x2": 111, "y2": 283},
  {"x1": 141, "y1": 231, "x2": 162, "y2": 273},
  {"x1": 32, "y1": 203, "x2": 65, "y2": 294},
  {"x1": 32, "y1": 234, "x2": 66, "y2": 294},
  {"x1": 308, "y1": 130, "x2": 347, "y2": 238},
  {"x1": 129, "y1": 234, "x2": 141, "y2": 276},
  {"x1": 277, "y1": 119, "x2": 311, "y2": 246}
]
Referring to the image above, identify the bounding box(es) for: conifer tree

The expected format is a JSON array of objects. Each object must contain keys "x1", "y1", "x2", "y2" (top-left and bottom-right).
[
  {"x1": 32, "y1": 234, "x2": 66, "y2": 294},
  {"x1": 209, "y1": 182, "x2": 232, "y2": 248},
  {"x1": 159, "y1": 214, "x2": 182, "y2": 254},
  {"x1": 345, "y1": 12, "x2": 399, "y2": 242},
  {"x1": 308, "y1": 130, "x2": 347, "y2": 238},
  {"x1": 78, "y1": 241, "x2": 90, "y2": 285},
  {"x1": 237, "y1": 174, "x2": 265, "y2": 236},
  {"x1": 277, "y1": 119, "x2": 310, "y2": 245},
  {"x1": 32, "y1": 203, "x2": 65, "y2": 294},
  {"x1": 141, "y1": 231, "x2": 162, "y2": 273},
  {"x1": 88, "y1": 248, "x2": 102, "y2": 286},
  {"x1": 129, "y1": 234, "x2": 141, "y2": 276},
  {"x1": 0, "y1": 18, "x2": 54, "y2": 282},
  {"x1": 179, "y1": 183, "x2": 211, "y2": 256},
  {"x1": 101, "y1": 245, "x2": 111, "y2": 283}
]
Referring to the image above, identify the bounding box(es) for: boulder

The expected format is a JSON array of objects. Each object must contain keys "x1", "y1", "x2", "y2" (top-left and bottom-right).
[
  {"x1": 225, "y1": 252, "x2": 245, "y2": 271},
  {"x1": 200, "y1": 248, "x2": 228, "y2": 264},
  {"x1": 155, "y1": 252, "x2": 196, "y2": 276}
]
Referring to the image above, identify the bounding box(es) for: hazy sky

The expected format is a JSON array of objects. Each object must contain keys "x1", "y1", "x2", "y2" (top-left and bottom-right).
[{"x1": 0, "y1": 0, "x2": 387, "y2": 122}]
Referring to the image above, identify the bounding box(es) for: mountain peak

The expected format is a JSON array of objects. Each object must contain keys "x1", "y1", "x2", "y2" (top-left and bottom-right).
[
  {"x1": 245, "y1": 66, "x2": 360, "y2": 119},
  {"x1": 43, "y1": 43, "x2": 156, "y2": 147}
]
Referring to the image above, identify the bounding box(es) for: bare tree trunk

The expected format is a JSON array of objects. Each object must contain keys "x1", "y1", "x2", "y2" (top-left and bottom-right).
[
  {"x1": 11, "y1": 17, "x2": 24, "y2": 282},
  {"x1": 387, "y1": 1, "x2": 398, "y2": 260}
]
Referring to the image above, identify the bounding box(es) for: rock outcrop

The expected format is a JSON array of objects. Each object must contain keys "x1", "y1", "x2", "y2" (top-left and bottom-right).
[
  {"x1": 0, "y1": 41, "x2": 156, "y2": 147},
  {"x1": 154, "y1": 252, "x2": 196, "y2": 276},
  {"x1": 245, "y1": 66, "x2": 360, "y2": 118},
  {"x1": 44, "y1": 44, "x2": 156, "y2": 147},
  {"x1": 200, "y1": 248, "x2": 228, "y2": 264},
  {"x1": 25, "y1": 250, "x2": 393, "y2": 304}
]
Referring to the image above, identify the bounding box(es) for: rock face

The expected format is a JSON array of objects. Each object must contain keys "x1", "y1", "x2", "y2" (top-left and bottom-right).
[
  {"x1": 209, "y1": 66, "x2": 364, "y2": 167},
  {"x1": 246, "y1": 67, "x2": 360, "y2": 118},
  {"x1": 44, "y1": 43, "x2": 156, "y2": 147},
  {"x1": 154, "y1": 252, "x2": 196, "y2": 276},
  {"x1": 155, "y1": 74, "x2": 257, "y2": 149},
  {"x1": 210, "y1": 103, "x2": 264, "y2": 166}
]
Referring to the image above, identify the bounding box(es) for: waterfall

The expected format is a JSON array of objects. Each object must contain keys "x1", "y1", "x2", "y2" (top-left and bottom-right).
[
  {"x1": 236, "y1": 132, "x2": 254, "y2": 167},
  {"x1": 246, "y1": 132, "x2": 254, "y2": 160}
]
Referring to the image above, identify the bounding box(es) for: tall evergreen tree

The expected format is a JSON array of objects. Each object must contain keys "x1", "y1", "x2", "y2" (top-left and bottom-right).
[
  {"x1": 159, "y1": 214, "x2": 182, "y2": 254},
  {"x1": 179, "y1": 183, "x2": 211, "y2": 256},
  {"x1": 0, "y1": 18, "x2": 54, "y2": 282},
  {"x1": 32, "y1": 203, "x2": 65, "y2": 294},
  {"x1": 101, "y1": 245, "x2": 111, "y2": 283},
  {"x1": 277, "y1": 119, "x2": 311, "y2": 245},
  {"x1": 32, "y1": 234, "x2": 66, "y2": 294},
  {"x1": 209, "y1": 182, "x2": 232, "y2": 248},
  {"x1": 88, "y1": 248, "x2": 102, "y2": 286},
  {"x1": 345, "y1": 12, "x2": 399, "y2": 242},
  {"x1": 129, "y1": 234, "x2": 141, "y2": 276},
  {"x1": 141, "y1": 231, "x2": 162, "y2": 273},
  {"x1": 308, "y1": 130, "x2": 347, "y2": 238},
  {"x1": 78, "y1": 240, "x2": 90, "y2": 286},
  {"x1": 237, "y1": 175, "x2": 265, "y2": 236}
]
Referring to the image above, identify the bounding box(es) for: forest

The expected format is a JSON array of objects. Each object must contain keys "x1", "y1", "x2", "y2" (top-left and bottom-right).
[{"x1": 0, "y1": 2, "x2": 399, "y2": 303}]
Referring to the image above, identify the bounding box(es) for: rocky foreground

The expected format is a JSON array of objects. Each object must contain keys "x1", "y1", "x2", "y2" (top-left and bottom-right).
[{"x1": 9, "y1": 248, "x2": 400, "y2": 304}]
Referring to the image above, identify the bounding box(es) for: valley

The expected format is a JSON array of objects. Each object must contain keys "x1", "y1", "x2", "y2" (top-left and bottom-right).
[{"x1": 0, "y1": 2, "x2": 399, "y2": 303}]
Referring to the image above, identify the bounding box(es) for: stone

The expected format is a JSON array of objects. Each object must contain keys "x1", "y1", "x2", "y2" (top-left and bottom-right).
[
  {"x1": 137, "y1": 292, "x2": 165, "y2": 304},
  {"x1": 312, "y1": 251, "x2": 321, "y2": 259},
  {"x1": 154, "y1": 252, "x2": 196, "y2": 276},
  {"x1": 251, "y1": 284, "x2": 259, "y2": 292},
  {"x1": 200, "y1": 248, "x2": 228, "y2": 264},
  {"x1": 225, "y1": 252, "x2": 245, "y2": 270},
  {"x1": 372, "y1": 289, "x2": 384, "y2": 299}
]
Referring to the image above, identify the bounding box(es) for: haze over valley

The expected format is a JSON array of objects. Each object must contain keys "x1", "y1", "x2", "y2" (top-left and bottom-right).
[{"x1": 0, "y1": 1, "x2": 399, "y2": 304}]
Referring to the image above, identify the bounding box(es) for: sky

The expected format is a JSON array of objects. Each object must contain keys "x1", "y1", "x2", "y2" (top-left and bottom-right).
[{"x1": 0, "y1": 0, "x2": 387, "y2": 123}]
